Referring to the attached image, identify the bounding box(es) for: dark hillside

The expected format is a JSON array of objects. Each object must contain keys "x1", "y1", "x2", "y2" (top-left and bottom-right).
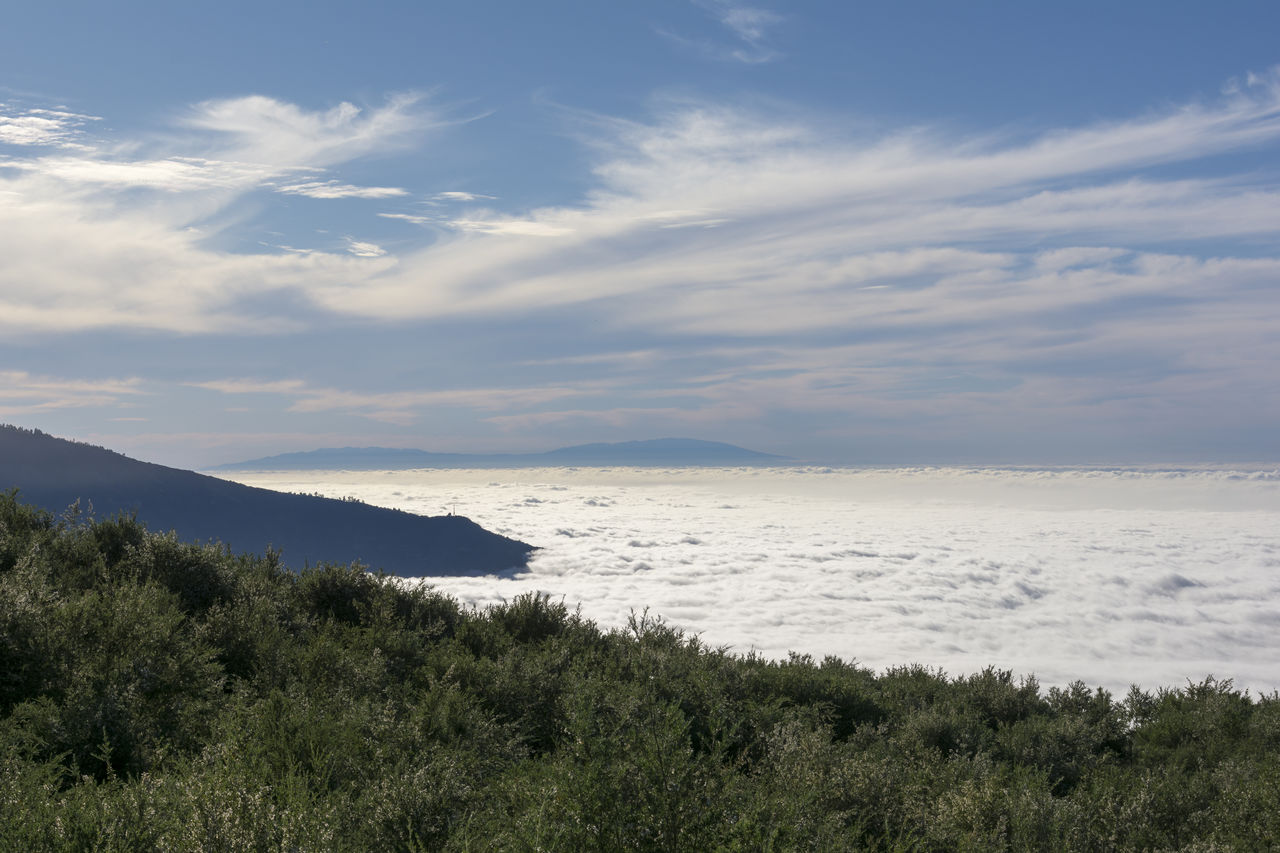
[{"x1": 0, "y1": 425, "x2": 531, "y2": 575}]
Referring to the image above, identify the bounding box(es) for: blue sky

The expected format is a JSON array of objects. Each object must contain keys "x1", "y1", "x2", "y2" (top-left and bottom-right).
[{"x1": 2, "y1": 1, "x2": 1279, "y2": 467}]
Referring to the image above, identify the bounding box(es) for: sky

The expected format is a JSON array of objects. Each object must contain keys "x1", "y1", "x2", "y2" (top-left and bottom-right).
[{"x1": 2, "y1": 1, "x2": 1280, "y2": 468}]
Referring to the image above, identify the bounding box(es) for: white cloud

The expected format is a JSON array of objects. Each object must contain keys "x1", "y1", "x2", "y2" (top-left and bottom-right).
[
  {"x1": 382, "y1": 209, "x2": 575, "y2": 235},
  {"x1": 0, "y1": 104, "x2": 100, "y2": 147},
  {"x1": 226, "y1": 466, "x2": 1280, "y2": 692},
  {"x1": 309, "y1": 74, "x2": 1280, "y2": 325},
  {"x1": 2, "y1": 154, "x2": 283, "y2": 191},
  {"x1": 378, "y1": 212, "x2": 434, "y2": 225},
  {"x1": 664, "y1": 1, "x2": 783, "y2": 64},
  {"x1": 0, "y1": 94, "x2": 431, "y2": 333},
  {"x1": 345, "y1": 238, "x2": 387, "y2": 257},
  {"x1": 266, "y1": 73, "x2": 1280, "y2": 442},
  {"x1": 483, "y1": 406, "x2": 711, "y2": 431},
  {"x1": 447, "y1": 217, "x2": 575, "y2": 236},
  {"x1": 190, "y1": 379, "x2": 310, "y2": 395},
  {"x1": 520, "y1": 349, "x2": 660, "y2": 367},
  {"x1": 191, "y1": 376, "x2": 594, "y2": 424},
  {"x1": 0, "y1": 370, "x2": 147, "y2": 416},
  {"x1": 2, "y1": 94, "x2": 434, "y2": 196},
  {"x1": 181, "y1": 92, "x2": 432, "y2": 169},
  {"x1": 8, "y1": 78, "x2": 1280, "y2": 341},
  {"x1": 716, "y1": 5, "x2": 780, "y2": 43},
  {"x1": 275, "y1": 180, "x2": 408, "y2": 199},
  {"x1": 434, "y1": 190, "x2": 496, "y2": 201},
  {"x1": 712, "y1": 3, "x2": 782, "y2": 62},
  {"x1": 0, "y1": 182, "x2": 395, "y2": 332}
]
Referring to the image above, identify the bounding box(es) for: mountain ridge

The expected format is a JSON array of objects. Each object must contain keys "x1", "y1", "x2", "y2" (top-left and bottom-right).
[
  {"x1": 0, "y1": 425, "x2": 532, "y2": 576},
  {"x1": 213, "y1": 437, "x2": 790, "y2": 471}
]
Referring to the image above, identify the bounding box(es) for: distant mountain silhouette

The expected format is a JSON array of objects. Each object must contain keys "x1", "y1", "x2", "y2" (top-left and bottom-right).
[
  {"x1": 0, "y1": 425, "x2": 532, "y2": 576},
  {"x1": 215, "y1": 438, "x2": 790, "y2": 471}
]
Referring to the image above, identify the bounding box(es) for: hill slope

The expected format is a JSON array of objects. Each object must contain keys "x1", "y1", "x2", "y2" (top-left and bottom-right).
[
  {"x1": 0, "y1": 425, "x2": 531, "y2": 576},
  {"x1": 215, "y1": 437, "x2": 789, "y2": 471}
]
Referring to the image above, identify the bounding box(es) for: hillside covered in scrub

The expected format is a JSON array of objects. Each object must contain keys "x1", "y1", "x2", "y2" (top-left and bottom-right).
[{"x1": 1, "y1": 491, "x2": 1278, "y2": 851}]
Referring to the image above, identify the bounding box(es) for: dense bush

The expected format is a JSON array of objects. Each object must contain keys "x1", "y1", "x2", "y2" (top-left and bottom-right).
[{"x1": 1, "y1": 491, "x2": 1276, "y2": 850}]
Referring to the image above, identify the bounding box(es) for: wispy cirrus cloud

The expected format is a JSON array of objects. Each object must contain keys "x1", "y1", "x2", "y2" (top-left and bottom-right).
[
  {"x1": 0, "y1": 93, "x2": 432, "y2": 333},
  {"x1": 311, "y1": 71, "x2": 1280, "y2": 333},
  {"x1": 293, "y1": 71, "x2": 1277, "y2": 451},
  {"x1": 2, "y1": 94, "x2": 433, "y2": 196},
  {"x1": 4, "y1": 74, "x2": 1280, "y2": 454},
  {"x1": 274, "y1": 179, "x2": 408, "y2": 199},
  {"x1": 447, "y1": 216, "x2": 575, "y2": 237},
  {"x1": 10, "y1": 76, "x2": 1279, "y2": 338},
  {"x1": 661, "y1": 1, "x2": 783, "y2": 64},
  {"x1": 434, "y1": 190, "x2": 496, "y2": 201},
  {"x1": 0, "y1": 370, "x2": 147, "y2": 416},
  {"x1": 189, "y1": 377, "x2": 594, "y2": 424},
  {"x1": 701, "y1": 0, "x2": 783, "y2": 62},
  {"x1": 180, "y1": 92, "x2": 432, "y2": 170},
  {"x1": 0, "y1": 153, "x2": 289, "y2": 190},
  {"x1": 0, "y1": 104, "x2": 100, "y2": 148},
  {"x1": 378, "y1": 212, "x2": 435, "y2": 226},
  {"x1": 344, "y1": 238, "x2": 387, "y2": 257},
  {"x1": 192, "y1": 379, "x2": 311, "y2": 395}
]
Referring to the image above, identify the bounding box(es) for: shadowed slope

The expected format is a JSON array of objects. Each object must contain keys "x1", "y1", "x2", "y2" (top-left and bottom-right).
[{"x1": 0, "y1": 425, "x2": 532, "y2": 576}]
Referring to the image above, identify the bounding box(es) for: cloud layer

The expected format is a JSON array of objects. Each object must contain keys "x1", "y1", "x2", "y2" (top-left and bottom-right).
[{"x1": 225, "y1": 466, "x2": 1280, "y2": 693}]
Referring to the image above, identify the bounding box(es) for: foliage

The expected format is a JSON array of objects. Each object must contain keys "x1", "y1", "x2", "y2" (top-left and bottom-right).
[{"x1": 1, "y1": 491, "x2": 1276, "y2": 850}]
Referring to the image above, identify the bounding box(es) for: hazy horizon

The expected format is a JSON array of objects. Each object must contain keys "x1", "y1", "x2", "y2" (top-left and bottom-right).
[{"x1": 11, "y1": 423, "x2": 1280, "y2": 474}]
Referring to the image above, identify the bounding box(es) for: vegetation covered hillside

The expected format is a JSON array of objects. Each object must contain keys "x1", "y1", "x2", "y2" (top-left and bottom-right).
[{"x1": 2, "y1": 491, "x2": 1278, "y2": 851}]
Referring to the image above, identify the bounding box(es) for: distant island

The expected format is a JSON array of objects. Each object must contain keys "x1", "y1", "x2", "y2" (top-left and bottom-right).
[
  {"x1": 213, "y1": 437, "x2": 791, "y2": 471},
  {"x1": 0, "y1": 425, "x2": 531, "y2": 576}
]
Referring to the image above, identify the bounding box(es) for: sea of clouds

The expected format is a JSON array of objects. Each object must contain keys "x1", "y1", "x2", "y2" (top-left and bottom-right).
[{"x1": 226, "y1": 466, "x2": 1280, "y2": 694}]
